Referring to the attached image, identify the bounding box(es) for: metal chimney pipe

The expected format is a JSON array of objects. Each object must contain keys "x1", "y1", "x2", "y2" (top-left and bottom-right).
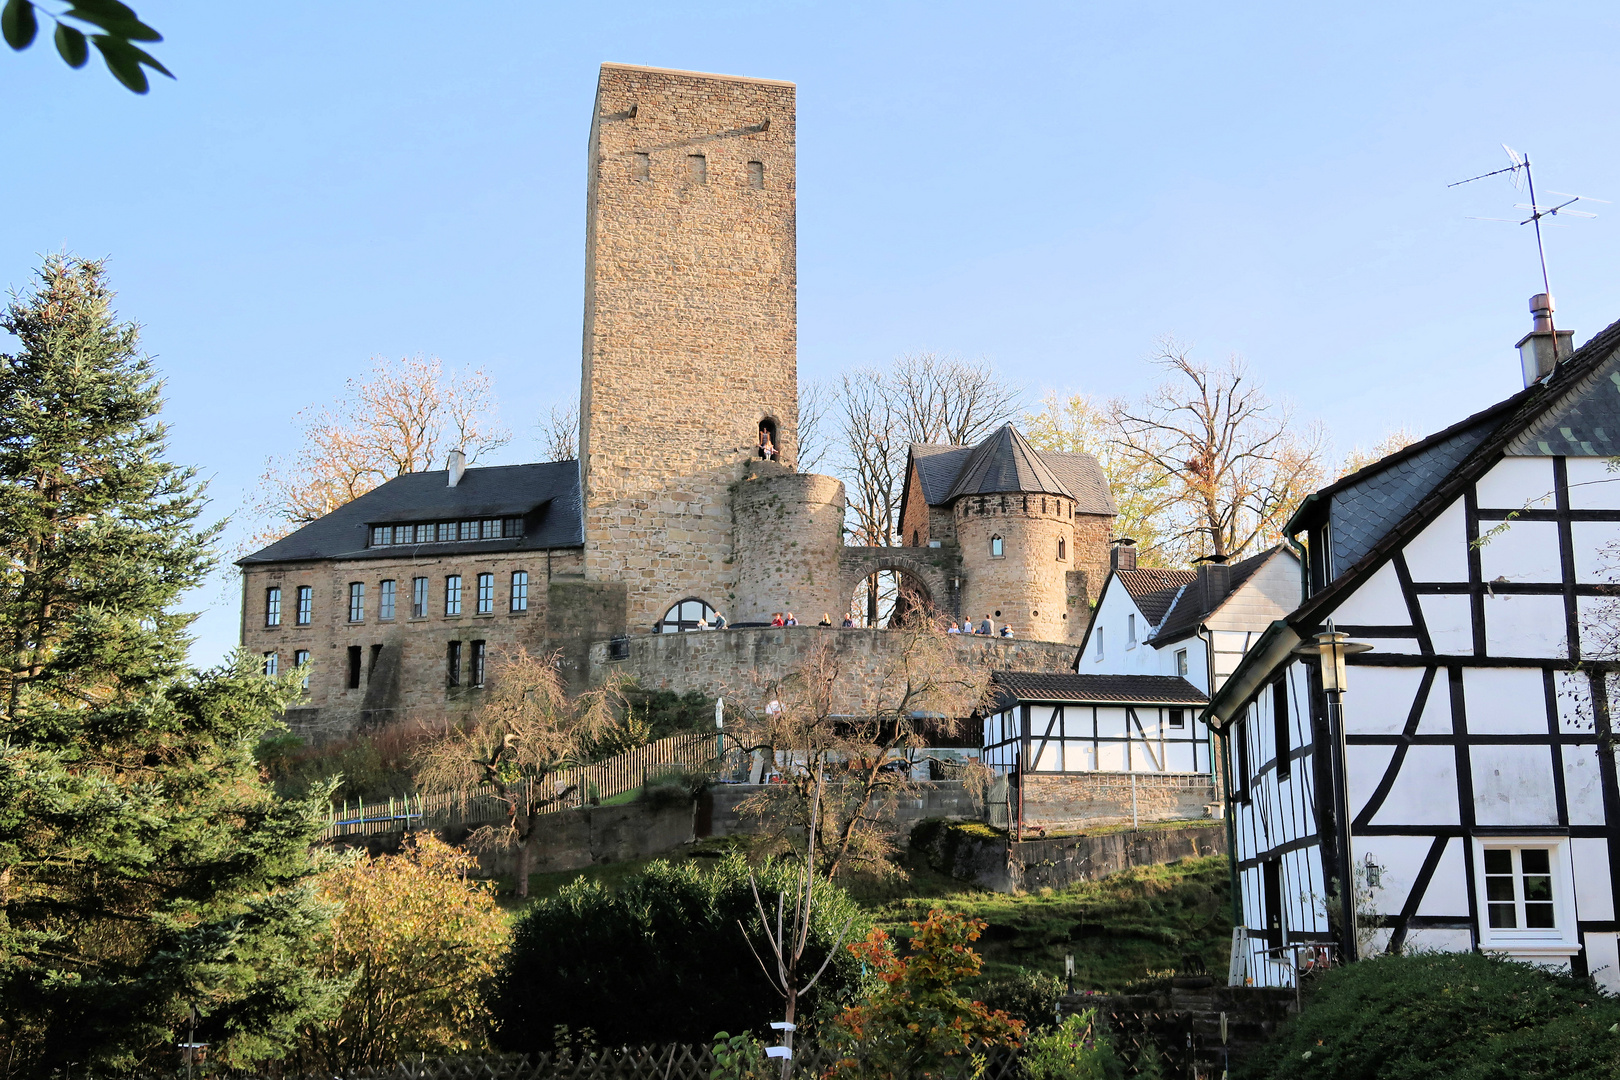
[{"x1": 1517, "y1": 294, "x2": 1574, "y2": 387}]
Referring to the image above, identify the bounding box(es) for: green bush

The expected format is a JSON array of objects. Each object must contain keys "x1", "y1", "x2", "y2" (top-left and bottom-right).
[
  {"x1": 1237, "y1": 950, "x2": 1620, "y2": 1080},
  {"x1": 643, "y1": 763, "x2": 711, "y2": 808},
  {"x1": 1021, "y1": 1009, "x2": 1125, "y2": 1080},
  {"x1": 490, "y1": 854, "x2": 869, "y2": 1047},
  {"x1": 971, "y1": 970, "x2": 1066, "y2": 1031}
]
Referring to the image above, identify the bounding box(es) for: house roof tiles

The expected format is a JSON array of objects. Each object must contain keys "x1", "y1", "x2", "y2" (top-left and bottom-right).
[{"x1": 989, "y1": 671, "x2": 1209, "y2": 710}]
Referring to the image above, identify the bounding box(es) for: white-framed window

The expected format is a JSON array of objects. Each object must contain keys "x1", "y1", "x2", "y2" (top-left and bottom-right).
[
  {"x1": 990, "y1": 535, "x2": 1004, "y2": 558},
  {"x1": 294, "y1": 649, "x2": 310, "y2": 690},
  {"x1": 1127, "y1": 613, "x2": 1137, "y2": 647},
  {"x1": 348, "y1": 582, "x2": 365, "y2": 622},
  {"x1": 471, "y1": 640, "x2": 486, "y2": 687},
  {"x1": 445, "y1": 575, "x2": 462, "y2": 616},
  {"x1": 1473, "y1": 839, "x2": 1579, "y2": 959},
  {"x1": 1094, "y1": 626, "x2": 1105, "y2": 660},
  {"x1": 265, "y1": 586, "x2": 281, "y2": 627},
  {"x1": 295, "y1": 585, "x2": 312, "y2": 625},
  {"x1": 511, "y1": 571, "x2": 529, "y2": 612},
  {"x1": 1176, "y1": 649, "x2": 1189, "y2": 677},
  {"x1": 411, "y1": 576, "x2": 429, "y2": 618},
  {"x1": 263, "y1": 651, "x2": 278, "y2": 677},
  {"x1": 476, "y1": 573, "x2": 494, "y2": 614},
  {"x1": 379, "y1": 579, "x2": 396, "y2": 620},
  {"x1": 657, "y1": 598, "x2": 717, "y2": 633}
]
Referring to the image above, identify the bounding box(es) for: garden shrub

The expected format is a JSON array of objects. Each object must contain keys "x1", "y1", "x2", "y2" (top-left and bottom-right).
[
  {"x1": 490, "y1": 854, "x2": 868, "y2": 1047},
  {"x1": 1237, "y1": 950, "x2": 1620, "y2": 1080},
  {"x1": 1021, "y1": 1009, "x2": 1125, "y2": 1080},
  {"x1": 971, "y1": 969, "x2": 1066, "y2": 1030}
]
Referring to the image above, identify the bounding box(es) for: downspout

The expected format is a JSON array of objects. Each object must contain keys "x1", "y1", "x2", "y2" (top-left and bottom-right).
[{"x1": 1201, "y1": 624, "x2": 1241, "y2": 929}]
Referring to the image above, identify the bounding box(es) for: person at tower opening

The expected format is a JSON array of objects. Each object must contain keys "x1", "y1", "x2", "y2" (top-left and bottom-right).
[
  {"x1": 818, "y1": 613, "x2": 832, "y2": 626},
  {"x1": 841, "y1": 614, "x2": 855, "y2": 628},
  {"x1": 784, "y1": 612, "x2": 798, "y2": 626},
  {"x1": 771, "y1": 612, "x2": 785, "y2": 627},
  {"x1": 710, "y1": 611, "x2": 728, "y2": 630},
  {"x1": 1000, "y1": 623, "x2": 1013, "y2": 638},
  {"x1": 758, "y1": 428, "x2": 777, "y2": 460},
  {"x1": 978, "y1": 614, "x2": 993, "y2": 636}
]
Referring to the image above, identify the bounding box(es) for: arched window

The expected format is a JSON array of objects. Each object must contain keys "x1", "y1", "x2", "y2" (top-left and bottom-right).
[
  {"x1": 990, "y1": 535, "x2": 1004, "y2": 558},
  {"x1": 912, "y1": 530, "x2": 920, "y2": 546},
  {"x1": 758, "y1": 417, "x2": 780, "y2": 460},
  {"x1": 1057, "y1": 537, "x2": 1067, "y2": 561},
  {"x1": 657, "y1": 598, "x2": 717, "y2": 633}
]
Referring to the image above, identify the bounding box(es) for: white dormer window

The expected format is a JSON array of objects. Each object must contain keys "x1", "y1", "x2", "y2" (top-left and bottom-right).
[{"x1": 1127, "y1": 613, "x2": 1137, "y2": 647}]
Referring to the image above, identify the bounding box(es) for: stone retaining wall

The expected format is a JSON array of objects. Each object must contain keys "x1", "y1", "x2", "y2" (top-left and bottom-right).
[
  {"x1": 589, "y1": 626, "x2": 1077, "y2": 713},
  {"x1": 913, "y1": 819, "x2": 1227, "y2": 893},
  {"x1": 1020, "y1": 772, "x2": 1218, "y2": 833}
]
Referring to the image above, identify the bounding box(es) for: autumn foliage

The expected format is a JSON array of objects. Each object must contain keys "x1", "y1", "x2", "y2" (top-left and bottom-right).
[
  {"x1": 829, "y1": 909, "x2": 1024, "y2": 1079},
  {"x1": 290, "y1": 835, "x2": 507, "y2": 1073}
]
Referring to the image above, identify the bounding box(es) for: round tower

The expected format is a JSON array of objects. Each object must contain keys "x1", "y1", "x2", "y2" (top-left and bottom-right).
[
  {"x1": 956, "y1": 491, "x2": 1077, "y2": 643},
  {"x1": 730, "y1": 463, "x2": 846, "y2": 625}
]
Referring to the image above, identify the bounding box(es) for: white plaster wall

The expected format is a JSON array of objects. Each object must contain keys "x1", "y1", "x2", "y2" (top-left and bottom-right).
[
  {"x1": 1477, "y1": 519, "x2": 1562, "y2": 583},
  {"x1": 1419, "y1": 594, "x2": 1474, "y2": 654},
  {"x1": 1463, "y1": 668, "x2": 1550, "y2": 735},
  {"x1": 1331, "y1": 562, "x2": 1410, "y2": 626},
  {"x1": 1414, "y1": 838, "x2": 1470, "y2": 917},
  {"x1": 1365, "y1": 745, "x2": 1460, "y2": 827},
  {"x1": 1356, "y1": 834, "x2": 1446, "y2": 916},
  {"x1": 1344, "y1": 744, "x2": 1397, "y2": 825},
  {"x1": 1578, "y1": 595, "x2": 1620, "y2": 660},
  {"x1": 1570, "y1": 520, "x2": 1620, "y2": 583},
  {"x1": 1564, "y1": 457, "x2": 1620, "y2": 510},
  {"x1": 1470, "y1": 744, "x2": 1558, "y2": 825},
  {"x1": 1403, "y1": 498, "x2": 1469, "y2": 581},
  {"x1": 1584, "y1": 933, "x2": 1620, "y2": 993},
  {"x1": 1572, "y1": 838, "x2": 1615, "y2": 922},
  {"x1": 1347, "y1": 665, "x2": 1425, "y2": 735},
  {"x1": 1555, "y1": 671, "x2": 1594, "y2": 733},
  {"x1": 1562, "y1": 744, "x2": 1607, "y2": 826},
  {"x1": 1483, "y1": 593, "x2": 1565, "y2": 657},
  {"x1": 1475, "y1": 457, "x2": 1556, "y2": 510},
  {"x1": 1415, "y1": 677, "x2": 1454, "y2": 735}
]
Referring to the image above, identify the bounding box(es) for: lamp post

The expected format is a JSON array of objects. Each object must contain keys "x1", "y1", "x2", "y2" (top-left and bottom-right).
[
  {"x1": 1291, "y1": 626, "x2": 1372, "y2": 964},
  {"x1": 714, "y1": 696, "x2": 725, "y2": 767}
]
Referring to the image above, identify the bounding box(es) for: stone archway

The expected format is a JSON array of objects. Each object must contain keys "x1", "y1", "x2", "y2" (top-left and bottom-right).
[{"x1": 837, "y1": 546, "x2": 960, "y2": 625}]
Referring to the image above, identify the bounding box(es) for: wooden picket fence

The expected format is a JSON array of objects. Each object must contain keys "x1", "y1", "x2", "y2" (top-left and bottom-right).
[{"x1": 321, "y1": 732, "x2": 717, "y2": 841}]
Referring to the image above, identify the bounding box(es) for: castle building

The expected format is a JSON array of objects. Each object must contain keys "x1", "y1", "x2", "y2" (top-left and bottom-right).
[{"x1": 237, "y1": 64, "x2": 1114, "y2": 740}]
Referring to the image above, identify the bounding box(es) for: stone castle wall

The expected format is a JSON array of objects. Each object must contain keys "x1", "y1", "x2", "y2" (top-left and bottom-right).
[
  {"x1": 730, "y1": 463, "x2": 846, "y2": 623},
  {"x1": 580, "y1": 64, "x2": 799, "y2": 630},
  {"x1": 956, "y1": 493, "x2": 1082, "y2": 643},
  {"x1": 588, "y1": 625, "x2": 1078, "y2": 716}
]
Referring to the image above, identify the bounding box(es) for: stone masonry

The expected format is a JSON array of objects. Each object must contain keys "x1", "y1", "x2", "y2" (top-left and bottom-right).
[{"x1": 580, "y1": 64, "x2": 799, "y2": 629}]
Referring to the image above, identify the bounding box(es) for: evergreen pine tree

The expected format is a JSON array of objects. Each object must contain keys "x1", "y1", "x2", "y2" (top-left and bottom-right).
[{"x1": 0, "y1": 255, "x2": 345, "y2": 1076}]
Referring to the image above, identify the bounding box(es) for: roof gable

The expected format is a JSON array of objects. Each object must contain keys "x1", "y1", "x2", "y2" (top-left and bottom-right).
[
  {"x1": 946, "y1": 424, "x2": 1074, "y2": 501},
  {"x1": 904, "y1": 427, "x2": 1116, "y2": 516},
  {"x1": 991, "y1": 671, "x2": 1207, "y2": 710},
  {"x1": 1150, "y1": 545, "x2": 1294, "y2": 644}
]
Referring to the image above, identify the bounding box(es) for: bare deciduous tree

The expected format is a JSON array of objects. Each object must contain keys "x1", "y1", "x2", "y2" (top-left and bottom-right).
[
  {"x1": 538, "y1": 400, "x2": 579, "y2": 462},
  {"x1": 795, "y1": 377, "x2": 832, "y2": 474},
  {"x1": 725, "y1": 619, "x2": 989, "y2": 879},
  {"x1": 1112, "y1": 340, "x2": 1325, "y2": 564},
  {"x1": 414, "y1": 647, "x2": 624, "y2": 898},
  {"x1": 250, "y1": 355, "x2": 510, "y2": 546}
]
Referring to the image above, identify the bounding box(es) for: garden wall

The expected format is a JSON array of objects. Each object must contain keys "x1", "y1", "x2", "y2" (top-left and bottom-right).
[
  {"x1": 913, "y1": 819, "x2": 1227, "y2": 893},
  {"x1": 1019, "y1": 772, "x2": 1219, "y2": 833}
]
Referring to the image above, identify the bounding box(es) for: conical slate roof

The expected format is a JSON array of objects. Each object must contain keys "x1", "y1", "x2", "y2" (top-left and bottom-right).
[{"x1": 945, "y1": 424, "x2": 1075, "y2": 501}]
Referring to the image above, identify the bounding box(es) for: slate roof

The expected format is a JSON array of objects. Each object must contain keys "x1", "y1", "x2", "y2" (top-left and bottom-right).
[
  {"x1": 904, "y1": 426, "x2": 1116, "y2": 517},
  {"x1": 238, "y1": 461, "x2": 583, "y2": 565},
  {"x1": 1115, "y1": 567, "x2": 1198, "y2": 625},
  {"x1": 989, "y1": 671, "x2": 1208, "y2": 711},
  {"x1": 1150, "y1": 546, "x2": 1289, "y2": 644}
]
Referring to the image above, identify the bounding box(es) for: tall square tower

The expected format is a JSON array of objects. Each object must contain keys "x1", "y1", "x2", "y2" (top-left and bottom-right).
[{"x1": 580, "y1": 63, "x2": 798, "y2": 628}]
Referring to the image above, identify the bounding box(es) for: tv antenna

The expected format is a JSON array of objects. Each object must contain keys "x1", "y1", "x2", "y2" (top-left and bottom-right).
[{"x1": 1449, "y1": 145, "x2": 1606, "y2": 306}]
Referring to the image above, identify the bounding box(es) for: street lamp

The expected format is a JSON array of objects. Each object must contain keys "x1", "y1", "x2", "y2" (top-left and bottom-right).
[{"x1": 1291, "y1": 626, "x2": 1372, "y2": 964}]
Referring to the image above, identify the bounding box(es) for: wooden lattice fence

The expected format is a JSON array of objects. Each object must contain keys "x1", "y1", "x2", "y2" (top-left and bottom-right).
[{"x1": 321, "y1": 732, "x2": 716, "y2": 840}]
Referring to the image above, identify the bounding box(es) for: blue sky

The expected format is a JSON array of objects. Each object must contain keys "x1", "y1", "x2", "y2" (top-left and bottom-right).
[{"x1": 3, "y1": 1, "x2": 1617, "y2": 663}]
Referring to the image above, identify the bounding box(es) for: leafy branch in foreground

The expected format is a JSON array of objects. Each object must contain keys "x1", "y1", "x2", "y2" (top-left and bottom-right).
[{"x1": 3, "y1": 0, "x2": 170, "y2": 92}]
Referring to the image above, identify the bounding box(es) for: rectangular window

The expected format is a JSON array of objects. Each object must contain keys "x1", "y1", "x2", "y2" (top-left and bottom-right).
[
  {"x1": 1128, "y1": 613, "x2": 1137, "y2": 646},
  {"x1": 476, "y1": 573, "x2": 494, "y2": 614},
  {"x1": 265, "y1": 586, "x2": 281, "y2": 627},
  {"x1": 294, "y1": 649, "x2": 310, "y2": 690},
  {"x1": 747, "y1": 159, "x2": 764, "y2": 189},
  {"x1": 371, "y1": 525, "x2": 387, "y2": 545},
  {"x1": 416, "y1": 523, "x2": 432, "y2": 543},
  {"x1": 460, "y1": 521, "x2": 478, "y2": 540},
  {"x1": 263, "y1": 651, "x2": 278, "y2": 676},
  {"x1": 1094, "y1": 626, "x2": 1104, "y2": 660},
  {"x1": 511, "y1": 571, "x2": 529, "y2": 612},
  {"x1": 445, "y1": 575, "x2": 462, "y2": 616},
  {"x1": 1262, "y1": 858, "x2": 1284, "y2": 950},
  {"x1": 481, "y1": 519, "x2": 499, "y2": 539},
  {"x1": 447, "y1": 640, "x2": 462, "y2": 687},
  {"x1": 631, "y1": 151, "x2": 650, "y2": 180},
  {"x1": 348, "y1": 582, "x2": 365, "y2": 622},
  {"x1": 296, "y1": 585, "x2": 312, "y2": 626},
  {"x1": 1484, "y1": 848, "x2": 1557, "y2": 930},
  {"x1": 1273, "y1": 678, "x2": 1291, "y2": 779},
  {"x1": 379, "y1": 579, "x2": 396, "y2": 620},
  {"x1": 1176, "y1": 649, "x2": 1188, "y2": 677},
  {"x1": 687, "y1": 153, "x2": 707, "y2": 184},
  {"x1": 1168, "y1": 708, "x2": 1185, "y2": 729},
  {"x1": 471, "y1": 640, "x2": 486, "y2": 687},
  {"x1": 346, "y1": 645, "x2": 362, "y2": 689},
  {"x1": 412, "y1": 576, "x2": 429, "y2": 618},
  {"x1": 437, "y1": 522, "x2": 455, "y2": 542},
  {"x1": 504, "y1": 517, "x2": 523, "y2": 538}
]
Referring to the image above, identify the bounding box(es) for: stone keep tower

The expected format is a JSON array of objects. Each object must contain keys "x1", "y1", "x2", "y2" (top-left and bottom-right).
[{"x1": 580, "y1": 64, "x2": 799, "y2": 628}]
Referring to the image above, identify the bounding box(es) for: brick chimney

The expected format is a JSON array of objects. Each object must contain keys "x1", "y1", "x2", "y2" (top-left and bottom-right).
[
  {"x1": 1517, "y1": 293, "x2": 1574, "y2": 387},
  {"x1": 447, "y1": 448, "x2": 466, "y2": 487},
  {"x1": 1110, "y1": 537, "x2": 1138, "y2": 572}
]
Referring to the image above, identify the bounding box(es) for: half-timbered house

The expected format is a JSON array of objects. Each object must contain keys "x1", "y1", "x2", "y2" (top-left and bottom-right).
[{"x1": 1205, "y1": 296, "x2": 1620, "y2": 991}]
